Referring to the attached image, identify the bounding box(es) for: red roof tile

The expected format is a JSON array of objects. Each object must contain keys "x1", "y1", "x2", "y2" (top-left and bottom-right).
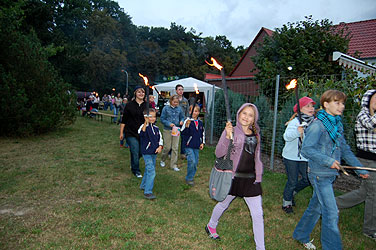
[{"x1": 335, "y1": 19, "x2": 376, "y2": 59}]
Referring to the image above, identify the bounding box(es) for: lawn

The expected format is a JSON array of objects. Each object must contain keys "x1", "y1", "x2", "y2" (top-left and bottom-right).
[{"x1": 0, "y1": 115, "x2": 374, "y2": 249}]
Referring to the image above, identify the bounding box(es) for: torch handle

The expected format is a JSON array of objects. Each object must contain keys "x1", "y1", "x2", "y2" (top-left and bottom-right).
[
  {"x1": 190, "y1": 95, "x2": 197, "y2": 118},
  {"x1": 295, "y1": 86, "x2": 302, "y2": 123},
  {"x1": 146, "y1": 85, "x2": 150, "y2": 116},
  {"x1": 221, "y1": 69, "x2": 231, "y2": 122}
]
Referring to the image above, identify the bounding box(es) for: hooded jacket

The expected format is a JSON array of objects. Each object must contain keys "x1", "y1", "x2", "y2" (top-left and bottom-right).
[
  {"x1": 215, "y1": 103, "x2": 263, "y2": 182},
  {"x1": 355, "y1": 89, "x2": 376, "y2": 160}
]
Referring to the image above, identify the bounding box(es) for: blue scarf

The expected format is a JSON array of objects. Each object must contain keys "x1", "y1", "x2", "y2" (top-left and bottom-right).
[{"x1": 316, "y1": 109, "x2": 342, "y2": 144}]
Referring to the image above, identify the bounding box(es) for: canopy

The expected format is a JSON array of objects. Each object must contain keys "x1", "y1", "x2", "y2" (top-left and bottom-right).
[{"x1": 153, "y1": 77, "x2": 220, "y2": 112}]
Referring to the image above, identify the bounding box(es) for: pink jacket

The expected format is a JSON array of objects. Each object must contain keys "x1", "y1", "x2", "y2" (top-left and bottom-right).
[{"x1": 215, "y1": 103, "x2": 263, "y2": 182}]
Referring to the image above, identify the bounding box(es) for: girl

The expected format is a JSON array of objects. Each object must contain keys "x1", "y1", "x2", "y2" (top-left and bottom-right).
[
  {"x1": 282, "y1": 97, "x2": 316, "y2": 214},
  {"x1": 181, "y1": 104, "x2": 205, "y2": 186},
  {"x1": 293, "y1": 90, "x2": 369, "y2": 250},
  {"x1": 205, "y1": 103, "x2": 265, "y2": 250},
  {"x1": 160, "y1": 95, "x2": 185, "y2": 171}
]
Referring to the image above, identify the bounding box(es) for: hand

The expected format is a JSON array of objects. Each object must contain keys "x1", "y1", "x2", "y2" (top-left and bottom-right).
[
  {"x1": 225, "y1": 122, "x2": 233, "y2": 139},
  {"x1": 330, "y1": 160, "x2": 341, "y2": 170},
  {"x1": 297, "y1": 126, "x2": 304, "y2": 135},
  {"x1": 120, "y1": 134, "x2": 123, "y2": 140},
  {"x1": 199, "y1": 144, "x2": 204, "y2": 150},
  {"x1": 155, "y1": 146, "x2": 162, "y2": 154},
  {"x1": 359, "y1": 174, "x2": 369, "y2": 179},
  {"x1": 170, "y1": 123, "x2": 174, "y2": 128},
  {"x1": 186, "y1": 120, "x2": 191, "y2": 127},
  {"x1": 179, "y1": 121, "x2": 183, "y2": 126}
]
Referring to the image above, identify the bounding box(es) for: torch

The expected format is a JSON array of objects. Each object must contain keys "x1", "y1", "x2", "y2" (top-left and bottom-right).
[
  {"x1": 190, "y1": 83, "x2": 200, "y2": 119},
  {"x1": 139, "y1": 73, "x2": 150, "y2": 117},
  {"x1": 206, "y1": 57, "x2": 231, "y2": 122},
  {"x1": 285, "y1": 79, "x2": 302, "y2": 123}
]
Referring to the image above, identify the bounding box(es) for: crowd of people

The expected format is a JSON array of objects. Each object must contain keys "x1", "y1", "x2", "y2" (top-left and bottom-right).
[{"x1": 81, "y1": 85, "x2": 375, "y2": 249}]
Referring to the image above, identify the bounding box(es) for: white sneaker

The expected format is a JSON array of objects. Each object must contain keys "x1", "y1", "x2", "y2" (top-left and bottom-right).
[
  {"x1": 303, "y1": 239, "x2": 316, "y2": 250},
  {"x1": 173, "y1": 167, "x2": 180, "y2": 172},
  {"x1": 135, "y1": 174, "x2": 142, "y2": 178},
  {"x1": 160, "y1": 161, "x2": 165, "y2": 167}
]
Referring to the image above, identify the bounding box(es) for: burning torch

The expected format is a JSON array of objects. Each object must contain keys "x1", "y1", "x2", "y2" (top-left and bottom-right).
[
  {"x1": 190, "y1": 83, "x2": 200, "y2": 119},
  {"x1": 206, "y1": 57, "x2": 231, "y2": 122},
  {"x1": 139, "y1": 73, "x2": 150, "y2": 117},
  {"x1": 285, "y1": 79, "x2": 302, "y2": 123}
]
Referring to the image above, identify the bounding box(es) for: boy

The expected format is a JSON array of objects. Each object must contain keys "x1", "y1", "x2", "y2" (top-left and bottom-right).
[
  {"x1": 138, "y1": 108, "x2": 163, "y2": 200},
  {"x1": 181, "y1": 105, "x2": 205, "y2": 186},
  {"x1": 293, "y1": 90, "x2": 368, "y2": 250}
]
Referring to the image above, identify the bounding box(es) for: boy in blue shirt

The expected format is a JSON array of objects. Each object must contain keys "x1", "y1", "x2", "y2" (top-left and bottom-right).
[
  {"x1": 181, "y1": 104, "x2": 205, "y2": 186},
  {"x1": 138, "y1": 108, "x2": 163, "y2": 200},
  {"x1": 293, "y1": 90, "x2": 369, "y2": 250}
]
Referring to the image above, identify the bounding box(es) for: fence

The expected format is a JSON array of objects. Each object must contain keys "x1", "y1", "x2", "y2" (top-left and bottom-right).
[{"x1": 204, "y1": 74, "x2": 362, "y2": 171}]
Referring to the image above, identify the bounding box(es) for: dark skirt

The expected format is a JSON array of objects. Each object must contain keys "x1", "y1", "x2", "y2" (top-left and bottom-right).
[{"x1": 229, "y1": 177, "x2": 262, "y2": 197}]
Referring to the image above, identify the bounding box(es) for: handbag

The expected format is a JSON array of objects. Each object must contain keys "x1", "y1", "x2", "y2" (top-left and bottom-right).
[{"x1": 209, "y1": 139, "x2": 234, "y2": 202}]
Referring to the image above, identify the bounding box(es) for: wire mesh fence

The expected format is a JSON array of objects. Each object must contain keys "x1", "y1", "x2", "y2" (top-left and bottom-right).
[{"x1": 204, "y1": 74, "x2": 364, "y2": 171}]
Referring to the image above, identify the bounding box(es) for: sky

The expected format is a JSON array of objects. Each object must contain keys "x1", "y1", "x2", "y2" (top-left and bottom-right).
[{"x1": 117, "y1": 0, "x2": 376, "y2": 47}]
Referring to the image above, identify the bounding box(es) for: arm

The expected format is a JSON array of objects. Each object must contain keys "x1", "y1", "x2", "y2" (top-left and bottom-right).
[
  {"x1": 179, "y1": 107, "x2": 185, "y2": 126},
  {"x1": 215, "y1": 122, "x2": 233, "y2": 158},
  {"x1": 120, "y1": 123, "x2": 125, "y2": 140},
  {"x1": 200, "y1": 122, "x2": 205, "y2": 150},
  {"x1": 283, "y1": 118, "x2": 302, "y2": 142},
  {"x1": 181, "y1": 118, "x2": 191, "y2": 132},
  {"x1": 357, "y1": 111, "x2": 376, "y2": 130},
  {"x1": 155, "y1": 129, "x2": 163, "y2": 154},
  {"x1": 160, "y1": 107, "x2": 172, "y2": 128}
]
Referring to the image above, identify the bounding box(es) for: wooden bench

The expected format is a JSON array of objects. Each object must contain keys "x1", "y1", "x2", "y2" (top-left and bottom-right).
[{"x1": 89, "y1": 111, "x2": 117, "y2": 123}]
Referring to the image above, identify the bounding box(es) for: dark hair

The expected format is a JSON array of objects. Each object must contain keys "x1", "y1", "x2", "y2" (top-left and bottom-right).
[
  {"x1": 189, "y1": 104, "x2": 200, "y2": 113},
  {"x1": 320, "y1": 90, "x2": 347, "y2": 107},
  {"x1": 175, "y1": 84, "x2": 184, "y2": 90},
  {"x1": 143, "y1": 108, "x2": 156, "y2": 116}
]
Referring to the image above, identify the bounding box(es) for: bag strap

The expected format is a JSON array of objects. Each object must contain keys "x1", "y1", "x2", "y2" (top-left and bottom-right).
[{"x1": 225, "y1": 138, "x2": 233, "y2": 160}]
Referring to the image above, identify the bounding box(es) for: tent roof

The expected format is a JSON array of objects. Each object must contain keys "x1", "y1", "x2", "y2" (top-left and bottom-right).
[{"x1": 154, "y1": 77, "x2": 220, "y2": 93}]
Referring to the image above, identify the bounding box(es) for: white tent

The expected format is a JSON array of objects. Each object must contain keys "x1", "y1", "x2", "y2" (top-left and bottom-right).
[{"x1": 153, "y1": 77, "x2": 220, "y2": 112}]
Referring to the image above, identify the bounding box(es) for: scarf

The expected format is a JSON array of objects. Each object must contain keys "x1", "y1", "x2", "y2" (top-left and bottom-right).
[
  {"x1": 297, "y1": 113, "x2": 315, "y2": 157},
  {"x1": 316, "y1": 109, "x2": 342, "y2": 151}
]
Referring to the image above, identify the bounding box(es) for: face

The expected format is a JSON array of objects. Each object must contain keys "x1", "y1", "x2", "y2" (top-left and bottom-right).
[
  {"x1": 191, "y1": 107, "x2": 200, "y2": 119},
  {"x1": 170, "y1": 98, "x2": 179, "y2": 107},
  {"x1": 324, "y1": 100, "x2": 345, "y2": 116},
  {"x1": 176, "y1": 87, "x2": 184, "y2": 96},
  {"x1": 149, "y1": 95, "x2": 155, "y2": 102},
  {"x1": 300, "y1": 102, "x2": 315, "y2": 116},
  {"x1": 238, "y1": 106, "x2": 255, "y2": 127},
  {"x1": 369, "y1": 94, "x2": 376, "y2": 113},
  {"x1": 148, "y1": 112, "x2": 156, "y2": 123},
  {"x1": 135, "y1": 89, "x2": 145, "y2": 100}
]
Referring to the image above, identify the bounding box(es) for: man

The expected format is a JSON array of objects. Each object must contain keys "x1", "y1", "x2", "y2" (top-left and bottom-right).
[{"x1": 175, "y1": 84, "x2": 189, "y2": 159}]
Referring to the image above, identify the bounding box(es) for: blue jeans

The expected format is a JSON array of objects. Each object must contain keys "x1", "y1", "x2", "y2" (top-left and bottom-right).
[
  {"x1": 104, "y1": 101, "x2": 109, "y2": 110},
  {"x1": 126, "y1": 137, "x2": 141, "y2": 175},
  {"x1": 283, "y1": 158, "x2": 310, "y2": 205},
  {"x1": 113, "y1": 106, "x2": 119, "y2": 123},
  {"x1": 293, "y1": 173, "x2": 342, "y2": 250},
  {"x1": 185, "y1": 148, "x2": 199, "y2": 181},
  {"x1": 140, "y1": 154, "x2": 156, "y2": 194}
]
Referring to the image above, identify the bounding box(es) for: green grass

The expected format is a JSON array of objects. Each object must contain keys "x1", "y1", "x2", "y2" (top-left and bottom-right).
[{"x1": 0, "y1": 115, "x2": 374, "y2": 249}]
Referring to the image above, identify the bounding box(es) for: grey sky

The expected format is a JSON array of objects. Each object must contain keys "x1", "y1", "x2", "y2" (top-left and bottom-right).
[{"x1": 117, "y1": 0, "x2": 376, "y2": 47}]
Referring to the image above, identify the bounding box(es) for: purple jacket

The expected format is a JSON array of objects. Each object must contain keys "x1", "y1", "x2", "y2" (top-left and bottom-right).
[{"x1": 215, "y1": 103, "x2": 263, "y2": 182}]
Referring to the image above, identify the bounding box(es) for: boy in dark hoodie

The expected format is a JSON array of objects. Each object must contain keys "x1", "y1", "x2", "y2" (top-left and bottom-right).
[
  {"x1": 181, "y1": 104, "x2": 205, "y2": 186},
  {"x1": 336, "y1": 89, "x2": 376, "y2": 240},
  {"x1": 138, "y1": 108, "x2": 163, "y2": 200}
]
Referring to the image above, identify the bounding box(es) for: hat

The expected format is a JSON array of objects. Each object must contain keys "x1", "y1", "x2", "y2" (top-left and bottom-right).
[
  {"x1": 134, "y1": 86, "x2": 145, "y2": 93},
  {"x1": 293, "y1": 96, "x2": 316, "y2": 113}
]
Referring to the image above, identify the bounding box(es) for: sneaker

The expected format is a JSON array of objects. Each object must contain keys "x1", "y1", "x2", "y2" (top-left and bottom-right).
[
  {"x1": 364, "y1": 232, "x2": 376, "y2": 240},
  {"x1": 160, "y1": 161, "x2": 166, "y2": 167},
  {"x1": 180, "y1": 154, "x2": 187, "y2": 160},
  {"x1": 205, "y1": 225, "x2": 220, "y2": 240},
  {"x1": 120, "y1": 145, "x2": 124, "y2": 148},
  {"x1": 302, "y1": 239, "x2": 316, "y2": 250},
  {"x1": 135, "y1": 173, "x2": 142, "y2": 178},
  {"x1": 173, "y1": 167, "x2": 180, "y2": 172},
  {"x1": 144, "y1": 193, "x2": 156, "y2": 200},
  {"x1": 282, "y1": 205, "x2": 293, "y2": 214},
  {"x1": 186, "y1": 180, "x2": 194, "y2": 186}
]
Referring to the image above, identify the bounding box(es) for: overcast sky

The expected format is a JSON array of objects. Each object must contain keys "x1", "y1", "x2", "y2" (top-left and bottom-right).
[{"x1": 117, "y1": 0, "x2": 376, "y2": 47}]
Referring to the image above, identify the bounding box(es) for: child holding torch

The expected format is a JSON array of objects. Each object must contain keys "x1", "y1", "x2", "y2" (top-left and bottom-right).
[{"x1": 181, "y1": 104, "x2": 205, "y2": 186}]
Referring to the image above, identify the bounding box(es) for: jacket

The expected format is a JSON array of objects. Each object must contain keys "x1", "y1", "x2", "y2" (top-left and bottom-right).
[
  {"x1": 301, "y1": 118, "x2": 368, "y2": 176},
  {"x1": 121, "y1": 100, "x2": 148, "y2": 139},
  {"x1": 138, "y1": 123, "x2": 163, "y2": 155},
  {"x1": 282, "y1": 117, "x2": 308, "y2": 161},
  {"x1": 215, "y1": 103, "x2": 263, "y2": 182},
  {"x1": 181, "y1": 118, "x2": 205, "y2": 149},
  {"x1": 160, "y1": 105, "x2": 185, "y2": 130}
]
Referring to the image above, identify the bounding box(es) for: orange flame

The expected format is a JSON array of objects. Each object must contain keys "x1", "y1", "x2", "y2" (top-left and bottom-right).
[
  {"x1": 193, "y1": 83, "x2": 199, "y2": 94},
  {"x1": 205, "y1": 57, "x2": 223, "y2": 71},
  {"x1": 139, "y1": 73, "x2": 149, "y2": 86},
  {"x1": 286, "y1": 79, "x2": 298, "y2": 90}
]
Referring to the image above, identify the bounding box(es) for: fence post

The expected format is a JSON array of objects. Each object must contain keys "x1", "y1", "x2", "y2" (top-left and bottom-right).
[
  {"x1": 270, "y1": 75, "x2": 280, "y2": 171},
  {"x1": 210, "y1": 84, "x2": 215, "y2": 144}
]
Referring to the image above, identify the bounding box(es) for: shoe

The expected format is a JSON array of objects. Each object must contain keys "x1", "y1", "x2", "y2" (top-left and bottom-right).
[
  {"x1": 180, "y1": 154, "x2": 187, "y2": 160},
  {"x1": 120, "y1": 145, "x2": 123, "y2": 148},
  {"x1": 135, "y1": 173, "x2": 142, "y2": 178},
  {"x1": 364, "y1": 232, "x2": 376, "y2": 240},
  {"x1": 173, "y1": 167, "x2": 180, "y2": 172},
  {"x1": 186, "y1": 180, "x2": 194, "y2": 186},
  {"x1": 302, "y1": 239, "x2": 316, "y2": 249},
  {"x1": 205, "y1": 225, "x2": 220, "y2": 240},
  {"x1": 282, "y1": 205, "x2": 293, "y2": 214},
  {"x1": 144, "y1": 193, "x2": 156, "y2": 200},
  {"x1": 160, "y1": 161, "x2": 166, "y2": 167}
]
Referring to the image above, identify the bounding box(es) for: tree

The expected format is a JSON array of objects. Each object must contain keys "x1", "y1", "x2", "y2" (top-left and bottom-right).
[{"x1": 253, "y1": 16, "x2": 350, "y2": 99}]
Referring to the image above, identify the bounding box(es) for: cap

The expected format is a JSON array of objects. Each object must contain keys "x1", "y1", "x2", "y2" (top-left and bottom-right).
[
  {"x1": 293, "y1": 96, "x2": 316, "y2": 113},
  {"x1": 134, "y1": 85, "x2": 145, "y2": 93}
]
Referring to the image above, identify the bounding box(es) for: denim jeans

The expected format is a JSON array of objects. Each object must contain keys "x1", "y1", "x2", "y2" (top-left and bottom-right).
[
  {"x1": 293, "y1": 173, "x2": 342, "y2": 250},
  {"x1": 185, "y1": 148, "x2": 199, "y2": 181},
  {"x1": 113, "y1": 106, "x2": 119, "y2": 123},
  {"x1": 282, "y1": 158, "x2": 310, "y2": 205},
  {"x1": 126, "y1": 137, "x2": 141, "y2": 175},
  {"x1": 140, "y1": 154, "x2": 156, "y2": 194}
]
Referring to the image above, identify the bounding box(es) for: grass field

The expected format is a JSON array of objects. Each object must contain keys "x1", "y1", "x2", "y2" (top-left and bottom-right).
[{"x1": 0, "y1": 114, "x2": 374, "y2": 249}]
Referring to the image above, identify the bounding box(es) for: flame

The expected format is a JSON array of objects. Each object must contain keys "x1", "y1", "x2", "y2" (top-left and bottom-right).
[
  {"x1": 286, "y1": 79, "x2": 298, "y2": 90},
  {"x1": 138, "y1": 73, "x2": 149, "y2": 86},
  {"x1": 205, "y1": 57, "x2": 223, "y2": 71},
  {"x1": 193, "y1": 83, "x2": 199, "y2": 94}
]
